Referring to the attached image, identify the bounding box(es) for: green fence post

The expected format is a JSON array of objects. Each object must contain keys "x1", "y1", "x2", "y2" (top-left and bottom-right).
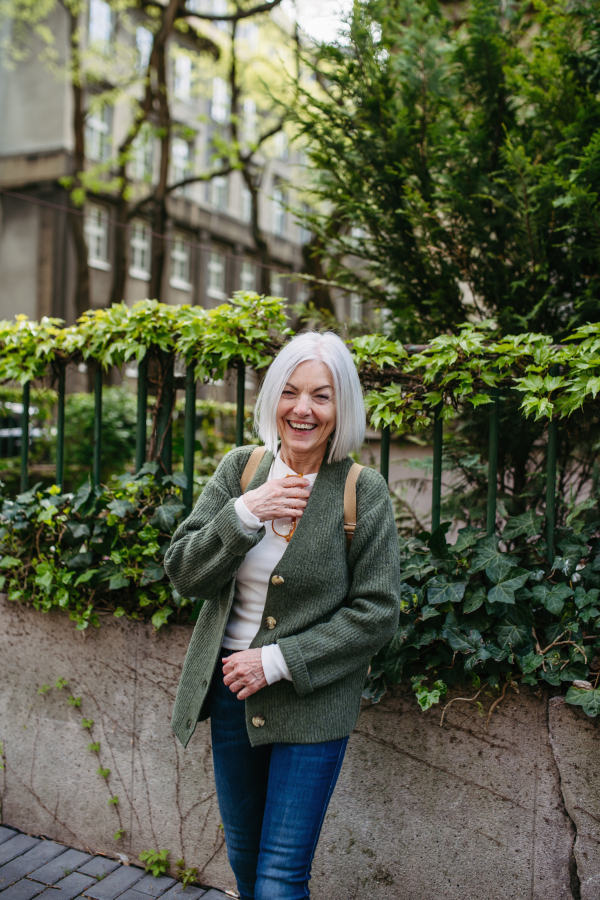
[
  {"x1": 431, "y1": 403, "x2": 443, "y2": 532},
  {"x1": 236, "y1": 363, "x2": 245, "y2": 447},
  {"x1": 156, "y1": 355, "x2": 174, "y2": 475},
  {"x1": 93, "y1": 366, "x2": 102, "y2": 488},
  {"x1": 380, "y1": 424, "x2": 390, "y2": 485},
  {"x1": 546, "y1": 417, "x2": 558, "y2": 564},
  {"x1": 183, "y1": 364, "x2": 196, "y2": 516},
  {"x1": 135, "y1": 356, "x2": 148, "y2": 473},
  {"x1": 486, "y1": 386, "x2": 499, "y2": 536},
  {"x1": 56, "y1": 366, "x2": 66, "y2": 491},
  {"x1": 20, "y1": 381, "x2": 30, "y2": 493}
]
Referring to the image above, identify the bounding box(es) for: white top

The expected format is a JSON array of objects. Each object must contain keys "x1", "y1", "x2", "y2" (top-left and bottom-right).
[{"x1": 223, "y1": 454, "x2": 318, "y2": 685}]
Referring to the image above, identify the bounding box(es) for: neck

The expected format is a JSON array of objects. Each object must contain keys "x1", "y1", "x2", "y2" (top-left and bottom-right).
[{"x1": 279, "y1": 443, "x2": 327, "y2": 475}]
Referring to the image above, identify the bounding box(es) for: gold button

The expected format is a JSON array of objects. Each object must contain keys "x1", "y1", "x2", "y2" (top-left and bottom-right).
[
  {"x1": 252, "y1": 715, "x2": 265, "y2": 728},
  {"x1": 271, "y1": 575, "x2": 284, "y2": 586},
  {"x1": 265, "y1": 616, "x2": 276, "y2": 629}
]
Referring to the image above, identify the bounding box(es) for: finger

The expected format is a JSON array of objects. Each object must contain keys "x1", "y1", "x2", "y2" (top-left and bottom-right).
[
  {"x1": 277, "y1": 477, "x2": 310, "y2": 488},
  {"x1": 227, "y1": 679, "x2": 245, "y2": 694}
]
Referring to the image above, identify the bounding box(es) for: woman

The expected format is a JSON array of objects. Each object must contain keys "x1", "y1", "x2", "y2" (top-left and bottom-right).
[{"x1": 165, "y1": 331, "x2": 400, "y2": 900}]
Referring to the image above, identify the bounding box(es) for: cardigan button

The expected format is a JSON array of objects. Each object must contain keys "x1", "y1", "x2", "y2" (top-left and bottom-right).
[
  {"x1": 252, "y1": 715, "x2": 266, "y2": 728},
  {"x1": 271, "y1": 575, "x2": 284, "y2": 586},
  {"x1": 265, "y1": 616, "x2": 276, "y2": 629},
  {"x1": 186, "y1": 719, "x2": 192, "y2": 729}
]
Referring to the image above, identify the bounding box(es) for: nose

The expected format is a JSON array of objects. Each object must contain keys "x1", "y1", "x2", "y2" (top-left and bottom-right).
[{"x1": 292, "y1": 392, "x2": 311, "y2": 416}]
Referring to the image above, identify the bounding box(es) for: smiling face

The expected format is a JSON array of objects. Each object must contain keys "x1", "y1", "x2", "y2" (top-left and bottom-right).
[{"x1": 276, "y1": 360, "x2": 336, "y2": 469}]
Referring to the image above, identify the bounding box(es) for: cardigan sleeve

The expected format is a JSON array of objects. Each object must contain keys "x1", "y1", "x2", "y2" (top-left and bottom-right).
[
  {"x1": 277, "y1": 469, "x2": 400, "y2": 696},
  {"x1": 164, "y1": 449, "x2": 265, "y2": 600}
]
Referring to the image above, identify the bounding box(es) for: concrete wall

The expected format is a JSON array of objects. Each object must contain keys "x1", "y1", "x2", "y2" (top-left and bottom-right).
[{"x1": 1, "y1": 594, "x2": 598, "y2": 899}]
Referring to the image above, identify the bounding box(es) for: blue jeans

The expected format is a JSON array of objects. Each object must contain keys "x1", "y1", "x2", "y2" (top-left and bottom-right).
[{"x1": 207, "y1": 651, "x2": 348, "y2": 900}]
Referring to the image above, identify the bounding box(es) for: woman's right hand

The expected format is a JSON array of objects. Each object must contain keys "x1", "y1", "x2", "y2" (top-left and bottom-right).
[{"x1": 242, "y1": 477, "x2": 311, "y2": 522}]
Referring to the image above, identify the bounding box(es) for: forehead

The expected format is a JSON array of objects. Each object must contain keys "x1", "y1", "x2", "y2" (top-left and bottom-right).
[{"x1": 288, "y1": 360, "x2": 333, "y2": 386}]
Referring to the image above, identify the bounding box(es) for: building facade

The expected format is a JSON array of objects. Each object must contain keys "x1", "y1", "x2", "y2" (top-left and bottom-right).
[{"x1": 0, "y1": 0, "x2": 340, "y2": 326}]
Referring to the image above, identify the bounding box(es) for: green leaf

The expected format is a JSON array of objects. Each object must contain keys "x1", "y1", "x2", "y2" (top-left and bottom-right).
[
  {"x1": 65, "y1": 552, "x2": 93, "y2": 571},
  {"x1": 532, "y1": 582, "x2": 573, "y2": 615},
  {"x1": 109, "y1": 573, "x2": 130, "y2": 591},
  {"x1": 485, "y1": 555, "x2": 515, "y2": 585},
  {"x1": 150, "y1": 505, "x2": 177, "y2": 531},
  {"x1": 463, "y1": 586, "x2": 487, "y2": 614},
  {"x1": 502, "y1": 510, "x2": 543, "y2": 540},
  {"x1": 444, "y1": 627, "x2": 474, "y2": 653},
  {"x1": 495, "y1": 622, "x2": 530, "y2": 649},
  {"x1": 488, "y1": 570, "x2": 529, "y2": 604},
  {"x1": 565, "y1": 687, "x2": 600, "y2": 717},
  {"x1": 470, "y1": 536, "x2": 503, "y2": 573},
  {"x1": 107, "y1": 499, "x2": 135, "y2": 518},
  {"x1": 140, "y1": 565, "x2": 165, "y2": 586},
  {"x1": 0, "y1": 556, "x2": 20, "y2": 569},
  {"x1": 151, "y1": 606, "x2": 173, "y2": 630},
  {"x1": 75, "y1": 569, "x2": 95, "y2": 586},
  {"x1": 427, "y1": 576, "x2": 467, "y2": 606}
]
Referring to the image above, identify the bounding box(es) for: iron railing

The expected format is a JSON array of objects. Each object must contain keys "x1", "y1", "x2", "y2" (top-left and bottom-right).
[{"x1": 13, "y1": 364, "x2": 559, "y2": 560}]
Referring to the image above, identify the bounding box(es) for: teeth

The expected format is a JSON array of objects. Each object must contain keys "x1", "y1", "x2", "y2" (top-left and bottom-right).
[{"x1": 289, "y1": 422, "x2": 316, "y2": 431}]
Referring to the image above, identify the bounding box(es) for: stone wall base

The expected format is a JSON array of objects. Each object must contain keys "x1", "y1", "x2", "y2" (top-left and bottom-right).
[{"x1": 1, "y1": 596, "x2": 598, "y2": 899}]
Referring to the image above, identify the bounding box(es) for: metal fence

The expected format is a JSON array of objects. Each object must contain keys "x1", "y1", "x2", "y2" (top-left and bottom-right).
[{"x1": 13, "y1": 362, "x2": 561, "y2": 560}]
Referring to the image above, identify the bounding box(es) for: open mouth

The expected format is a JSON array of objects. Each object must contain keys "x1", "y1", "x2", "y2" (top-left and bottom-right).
[{"x1": 288, "y1": 420, "x2": 317, "y2": 433}]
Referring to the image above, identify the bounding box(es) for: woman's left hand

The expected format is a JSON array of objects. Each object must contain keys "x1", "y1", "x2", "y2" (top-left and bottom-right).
[{"x1": 222, "y1": 649, "x2": 267, "y2": 699}]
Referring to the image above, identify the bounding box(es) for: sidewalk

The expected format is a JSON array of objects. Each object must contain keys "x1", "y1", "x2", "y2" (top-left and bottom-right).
[{"x1": 0, "y1": 827, "x2": 233, "y2": 900}]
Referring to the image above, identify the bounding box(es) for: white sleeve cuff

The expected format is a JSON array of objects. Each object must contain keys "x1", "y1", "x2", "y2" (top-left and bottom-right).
[
  {"x1": 261, "y1": 644, "x2": 293, "y2": 685},
  {"x1": 234, "y1": 495, "x2": 263, "y2": 534}
]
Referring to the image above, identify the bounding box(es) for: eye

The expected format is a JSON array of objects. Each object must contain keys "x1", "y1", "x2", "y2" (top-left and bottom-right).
[
  {"x1": 281, "y1": 390, "x2": 295, "y2": 397},
  {"x1": 316, "y1": 394, "x2": 331, "y2": 401}
]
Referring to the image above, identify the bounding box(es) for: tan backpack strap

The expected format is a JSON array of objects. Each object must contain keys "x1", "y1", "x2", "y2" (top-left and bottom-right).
[
  {"x1": 344, "y1": 462, "x2": 364, "y2": 548},
  {"x1": 240, "y1": 446, "x2": 267, "y2": 493}
]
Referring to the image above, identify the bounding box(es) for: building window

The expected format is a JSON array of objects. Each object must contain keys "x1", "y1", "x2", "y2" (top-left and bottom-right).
[
  {"x1": 208, "y1": 250, "x2": 226, "y2": 299},
  {"x1": 273, "y1": 131, "x2": 288, "y2": 161},
  {"x1": 211, "y1": 175, "x2": 228, "y2": 212},
  {"x1": 240, "y1": 261, "x2": 256, "y2": 292},
  {"x1": 298, "y1": 204, "x2": 312, "y2": 244},
  {"x1": 272, "y1": 186, "x2": 287, "y2": 236},
  {"x1": 174, "y1": 54, "x2": 192, "y2": 101},
  {"x1": 242, "y1": 98, "x2": 257, "y2": 145},
  {"x1": 129, "y1": 222, "x2": 151, "y2": 281},
  {"x1": 88, "y1": 0, "x2": 112, "y2": 45},
  {"x1": 85, "y1": 206, "x2": 111, "y2": 271},
  {"x1": 136, "y1": 27, "x2": 153, "y2": 72},
  {"x1": 172, "y1": 137, "x2": 193, "y2": 193},
  {"x1": 131, "y1": 126, "x2": 153, "y2": 181},
  {"x1": 211, "y1": 76, "x2": 230, "y2": 124},
  {"x1": 271, "y1": 272, "x2": 286, "y2": 298},
  {"x1": 170, "y1": 237, "x2": 192, "y2": 291},
  {"x1": 85, "y1": 104, "x2": 111, "y2": 162},
  {"x1": 241, "y1": 185, "x2": 252, "y2": 223},
  {"x1": 350, "y1": 292, "x2": 362, "y2": 323}
]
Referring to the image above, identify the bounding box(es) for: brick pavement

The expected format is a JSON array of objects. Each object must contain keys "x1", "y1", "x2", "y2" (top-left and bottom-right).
[{"x1": 0, "y1": 829, "x2": 232, "y2": 900}]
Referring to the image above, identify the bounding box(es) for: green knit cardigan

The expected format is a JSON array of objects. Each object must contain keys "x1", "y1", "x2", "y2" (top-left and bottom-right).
[{"x1": 165, "y1": 445, "x2": 400, "y2": 748}]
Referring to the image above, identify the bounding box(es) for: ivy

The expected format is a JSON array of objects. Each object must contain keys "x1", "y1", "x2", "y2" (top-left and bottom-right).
[
  {"x1": 0, "y1": 465, "x2": 191, "y2": 630},
  {"x1": 365, "y1": 505, "x2": 600, "y2": 718}
]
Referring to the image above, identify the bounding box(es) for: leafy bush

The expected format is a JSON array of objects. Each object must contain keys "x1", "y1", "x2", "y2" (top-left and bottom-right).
[
  {"x1": 0, "y1": 464, "x2": 193, "y2": 630},
  {"x1": 365, "y1": 507, "x2": 600, "y2": 717},
  {"x1": 53, "y1": 388, "x2": 138, "y2": 483}
]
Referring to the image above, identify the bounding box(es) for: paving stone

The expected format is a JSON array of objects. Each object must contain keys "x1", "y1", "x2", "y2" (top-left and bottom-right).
[
  {"x1": 130, "y1": 876, "x2": 176, "y2": 897},
  {"x1": 75, "y1": 862, "x2": 119, "y2": 880},
  {"x1": 83, "y1": 865, "x2": 144, "y2": 900},
  {"x1": 0, "y1": 845, "x2": 67, "y2": 889},
  {"x1": 50, "y1": 872, "x2": 96, "y2": 900},
  {"x1": 198, "y1": 892, "x2": 229, "y2": 900},
  {"x1": 30, "y1": 851, "x2": 92, "y2": 886},
  {"x1": 0, "y1": 838, "x2": 41, "y2": 869},
  {"x1": 116, "y1": 890, "x2": 152, "y2": 900},
  {"x1": 33, "y1": 889, "x2": 62, "y2": 900},
  {"x1": 0, "y1": 879, "x2": 46, "y2": 900},
  {"x1": 0, "y1": 831, "x2": 17, "y2": 848},
  {"x1": 157, "y1": 886, "x2": 205, "y2": 900}
]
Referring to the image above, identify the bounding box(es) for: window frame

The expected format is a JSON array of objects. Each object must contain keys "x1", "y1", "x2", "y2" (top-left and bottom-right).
[{"x1": 85, "y1": 205, "x2": 111, "y2": 271}]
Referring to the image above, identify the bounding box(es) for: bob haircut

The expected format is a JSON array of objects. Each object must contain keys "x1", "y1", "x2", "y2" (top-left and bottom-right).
[{"x1": 254, "y1": 331, "x2": 365, "y2": 463}]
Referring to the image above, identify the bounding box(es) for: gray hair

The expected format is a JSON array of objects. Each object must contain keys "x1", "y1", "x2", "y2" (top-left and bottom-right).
[{"x1": 254, "y1": 331, "x2": 365, "y2": 463}]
